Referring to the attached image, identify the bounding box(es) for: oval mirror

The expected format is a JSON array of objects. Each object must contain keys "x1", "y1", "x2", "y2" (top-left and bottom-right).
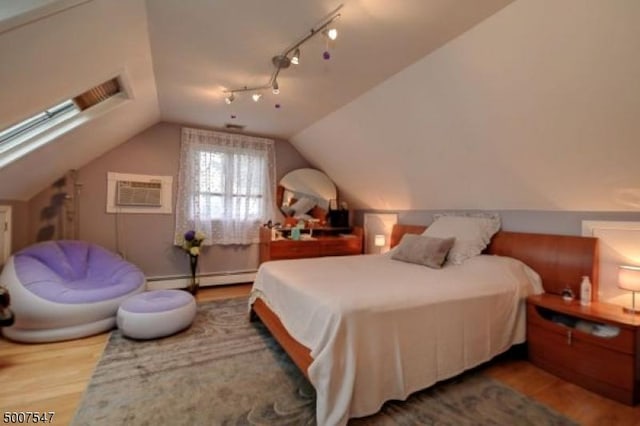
[{"x1": 278, "y1": 168, "x2": 337, "y2": 220}]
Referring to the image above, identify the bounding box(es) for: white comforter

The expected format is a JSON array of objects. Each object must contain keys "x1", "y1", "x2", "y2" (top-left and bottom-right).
[{"x1": 249, "y1": 254, "x2": 543, "y2": 426}]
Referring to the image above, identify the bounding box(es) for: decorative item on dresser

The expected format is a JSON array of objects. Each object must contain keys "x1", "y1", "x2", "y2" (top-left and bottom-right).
[
  {"x1": 259, "y1": 226, "x2": 363, "y2": 263},
  {"x1": 262, "y1": 167, "x2": 362, "y2": 263}
]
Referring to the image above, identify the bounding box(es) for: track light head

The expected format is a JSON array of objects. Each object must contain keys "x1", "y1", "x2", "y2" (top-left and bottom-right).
[
  {"x1": 291, "y1": 48, "x2": 300, "y2": 65},
  {"x1": 225, "y1": 93, "x2": 235, "y2": 104},
  {"x1": 252, "y1": 93, "x2": 262, "y2": 102},
  {"x1": 271, "y1": 55, "x2": 291, "y2": 69},
  {"x1": 272, "y1": 80, "x2": 279, "y2": 95}
]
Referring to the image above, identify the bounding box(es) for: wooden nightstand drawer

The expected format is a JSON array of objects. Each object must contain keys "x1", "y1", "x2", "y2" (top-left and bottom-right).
[
  {"x1": 270, "y1": 241, "x2": 320, "y2": 259},
  {"x1": 528, "y1": 324, "x2": 635, "y2": 391},
  {"x1": 527, "y1": 303, "x2": 635, "y2": 354},
  {"x1": 526, "y1": 294, "x2": 640, "y2": 405}
]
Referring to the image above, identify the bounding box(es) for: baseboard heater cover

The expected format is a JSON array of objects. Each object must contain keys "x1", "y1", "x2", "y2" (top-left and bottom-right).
[{"x1": 146, "y1": 270, "x2": 257, "y2": 290}]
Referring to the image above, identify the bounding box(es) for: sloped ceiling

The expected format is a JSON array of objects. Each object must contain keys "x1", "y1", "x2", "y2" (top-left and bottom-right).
[
  {"x1": 0, "y1": 0, "x2": 514, "y2": 201},
  {"x1": 2, "y1": 0, "x2": 638, "y2": 213},
  {"x1": 0, "y1": 0, "x2": 159, "y2": 200},
  {"x1": 292, "y1": 0, "x2": 640, "y2": 211},
  {"x1": 146, "y1": 0, "x2": 513, "y2": 138}
]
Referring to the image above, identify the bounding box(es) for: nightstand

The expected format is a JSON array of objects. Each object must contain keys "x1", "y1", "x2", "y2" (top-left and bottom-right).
[{"x1": 527, "y1": 294, "x2": 640, "y2": 405}]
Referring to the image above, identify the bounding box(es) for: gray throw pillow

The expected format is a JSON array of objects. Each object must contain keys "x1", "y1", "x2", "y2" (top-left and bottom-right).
[{"x1": 391, "y1": 234, "x2": 455, "y2": 269}]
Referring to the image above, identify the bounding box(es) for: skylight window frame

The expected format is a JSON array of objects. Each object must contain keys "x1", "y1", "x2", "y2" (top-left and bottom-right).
[
  {"x1": 0, "y1": 100, "x2": 79, "y2": 151},
  {"x1": 0, "y1": 75, "x2": 129, "y2": 170}
]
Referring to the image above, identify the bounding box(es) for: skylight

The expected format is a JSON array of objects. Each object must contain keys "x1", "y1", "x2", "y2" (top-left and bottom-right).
[
  {"x1": 0, "y1": 100, "x2": 79, "y2": 148},
  {"x1": 0, "y1": 78, "x2": 123, "y2": 164}
]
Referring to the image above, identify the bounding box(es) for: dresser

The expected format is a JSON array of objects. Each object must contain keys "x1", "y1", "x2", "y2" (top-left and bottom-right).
[
  {"x1": 259, "y1": 226, "x2": 363, "y2": 264},
  {"x1": 527, "y1": 294, "x2": 640, "y2": 405}
]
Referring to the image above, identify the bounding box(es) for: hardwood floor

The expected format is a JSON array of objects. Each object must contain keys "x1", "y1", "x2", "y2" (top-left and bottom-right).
[
  {"x1": 484, "y1": 358, "x2": 640, "y2": 425},
  {"x1": 1, "y1": 283, "x2": 638, "y2": 425},
  {"x1": 0, "y1": 284, "x2": 251, "y2": 425}
]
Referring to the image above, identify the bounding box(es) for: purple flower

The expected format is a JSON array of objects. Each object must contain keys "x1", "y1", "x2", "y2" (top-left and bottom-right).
[{"x1": 184, "y1": 230, "x2": 196, "y2": 241}]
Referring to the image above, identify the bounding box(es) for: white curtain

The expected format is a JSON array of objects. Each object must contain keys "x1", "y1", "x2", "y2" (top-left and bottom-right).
[{"x1": 175, "y1": 127, "x2": 276, "y2": 245}]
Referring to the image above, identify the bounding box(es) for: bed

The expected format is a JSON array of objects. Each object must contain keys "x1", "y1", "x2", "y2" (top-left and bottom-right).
[{"x1": 249, "y1": 224, "x2": 598, "y2": 425}]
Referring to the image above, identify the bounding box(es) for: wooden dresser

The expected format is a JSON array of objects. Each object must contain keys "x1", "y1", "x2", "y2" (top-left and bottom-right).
[
  {"x1": 259, "y1": 226, "x2": 363, "y2": 264},
  {"x1": 527, "y1": 293, "x2": 640, "y2": 405}
]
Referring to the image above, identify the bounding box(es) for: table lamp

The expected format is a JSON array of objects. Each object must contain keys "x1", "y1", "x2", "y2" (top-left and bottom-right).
[
  {"x1": 618, "y1": 265, "x2": 640, "y2": 314},
  {"x1": 374, "y1": 234, "x2": 386, "y2": 253}
]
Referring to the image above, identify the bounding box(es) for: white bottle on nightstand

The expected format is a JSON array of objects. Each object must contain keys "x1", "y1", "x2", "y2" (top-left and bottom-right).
[{"x1": 580, "y1": 276, "x2": 592, "y2": 306}]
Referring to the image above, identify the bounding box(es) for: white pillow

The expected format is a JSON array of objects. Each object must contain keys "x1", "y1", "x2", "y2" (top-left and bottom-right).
[
  {"x1": 432, "y1": 212, "x2": 501, "y2": 231},
  {"x1": 423, "y1": 215, "x2": 500, "y2": 264}
]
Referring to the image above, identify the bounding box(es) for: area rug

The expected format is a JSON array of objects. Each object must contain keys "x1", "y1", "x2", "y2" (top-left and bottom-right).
[{"x1": 73, "y1": 297, "x2": 577, "y2": 426}]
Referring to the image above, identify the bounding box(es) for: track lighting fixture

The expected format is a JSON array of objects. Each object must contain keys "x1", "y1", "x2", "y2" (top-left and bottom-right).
[
  {"x1": 291, "y1": 48, "x2": 300, "y2": 65},
  {"x1": 222, "y1": 4, "x2": 342, "y2": 106}
]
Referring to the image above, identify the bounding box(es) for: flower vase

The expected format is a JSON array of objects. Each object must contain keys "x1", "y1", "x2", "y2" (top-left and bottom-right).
[{"x1": 187, "y1": 254, "x2": 199, "y2": 295}]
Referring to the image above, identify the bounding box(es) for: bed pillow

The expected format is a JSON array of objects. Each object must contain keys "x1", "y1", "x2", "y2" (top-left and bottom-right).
[
  {"x1": 432, "y1": 212, "x2": 501, "y2": 233},
  {"x1": 423, "y1": 215, "x2": 500, "y2": 265},
  {"x1": 289, "y1": 197, "x2": 316, "y2": 217},
  {"x1": 391, "y1": 234, "x2": 455, "y2": 269}
]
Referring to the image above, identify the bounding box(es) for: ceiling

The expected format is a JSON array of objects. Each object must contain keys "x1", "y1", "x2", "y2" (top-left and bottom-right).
[
  {"x1": 0, "y1": 0, "x2": 159, "y2": 200},
  {"x1": 0, "y1": 0, "x2": 514, "y2": 200},
  {"x1": 1, "y1": 0, "x2": 638, "y2": 214},
  {"x1": 146, "y1": 0, "x2": 513, "y2": 139},
  {"x1": 293, "y1": 0, "x2": 640, "y2": 211}
]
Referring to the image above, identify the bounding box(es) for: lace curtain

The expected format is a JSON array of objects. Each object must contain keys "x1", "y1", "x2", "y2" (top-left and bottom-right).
[{"x1": 175, "y1": 127, "x2": 276, "y2": 245}]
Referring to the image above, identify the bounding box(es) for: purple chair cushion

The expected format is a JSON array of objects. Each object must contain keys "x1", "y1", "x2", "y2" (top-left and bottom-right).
[{"x1": 14, "y1": 241, "x2": 145, "y2": 304}]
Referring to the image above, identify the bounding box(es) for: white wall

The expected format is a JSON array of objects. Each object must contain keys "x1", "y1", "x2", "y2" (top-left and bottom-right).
[{"x1": 292, "y1": 0, "x2": 640, "y2": 212}]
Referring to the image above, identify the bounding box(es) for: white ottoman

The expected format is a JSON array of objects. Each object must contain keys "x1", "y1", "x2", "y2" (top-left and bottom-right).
[{"x1": 117, "y1": 290, "x2": 197, "y2": 339}]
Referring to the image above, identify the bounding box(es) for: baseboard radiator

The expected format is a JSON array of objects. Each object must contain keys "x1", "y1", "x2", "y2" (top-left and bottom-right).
[{"x1": 146, "y1": 270, "x2": 257, "y2": 291}]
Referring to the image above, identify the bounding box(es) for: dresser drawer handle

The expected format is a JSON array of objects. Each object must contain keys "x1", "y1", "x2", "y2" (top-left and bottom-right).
[{"x1": 567, "y1": 329, "x2": 572, "y2": 345}]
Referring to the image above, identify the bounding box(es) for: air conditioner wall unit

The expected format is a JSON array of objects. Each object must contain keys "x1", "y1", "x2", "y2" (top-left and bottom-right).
[
  {"x1": 106, "y1": 172, "x2": 173, "y2": 214},
  {"x1": 116, "y1": 180, "x2": 162, "y2": 207}
]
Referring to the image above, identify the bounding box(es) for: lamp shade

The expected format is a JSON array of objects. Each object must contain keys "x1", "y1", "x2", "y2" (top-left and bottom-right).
[
  {"x1": 618, "y1": 265, "x2": 640, "y2": 291},
  {"x1": 374, "y1": 234, "x2": 386, "y2": 247}
]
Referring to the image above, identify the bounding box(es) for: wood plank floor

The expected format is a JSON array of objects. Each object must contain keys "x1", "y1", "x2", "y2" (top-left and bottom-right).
[{"x1": 1, "y1": 284, "x2": 638, "y2": 425}]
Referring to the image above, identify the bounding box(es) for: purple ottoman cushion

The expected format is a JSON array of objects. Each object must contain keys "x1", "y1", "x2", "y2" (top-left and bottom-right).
[
  {"x1": 117, "y1": 290, "x2": 197, "y2": 339},
  {"x1": 119, "y1": 290, "x2": 194, "y2": 313},
  {"x1": 13, "y1": 240, "x2": 145, "y2": 304}
]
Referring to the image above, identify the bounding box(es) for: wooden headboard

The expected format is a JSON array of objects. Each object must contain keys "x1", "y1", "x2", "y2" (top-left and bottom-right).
[{"x1": 390, "y1": 224, "x2": 599, "y2": 299}]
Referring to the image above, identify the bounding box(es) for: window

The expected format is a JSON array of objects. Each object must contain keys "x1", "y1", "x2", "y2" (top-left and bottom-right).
[
  {"x1": 0, "y1": 78, "x2": 122, "y2": 164},
  {"x1": 196, "y1": 150, "x2": 267, "y2": 220},
  {"x1": 0, "y1": 100, "x2": 79, "y2": 150},
  {"x1": 175, "y1": 128, "x2": 275, "y2": 245}
]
